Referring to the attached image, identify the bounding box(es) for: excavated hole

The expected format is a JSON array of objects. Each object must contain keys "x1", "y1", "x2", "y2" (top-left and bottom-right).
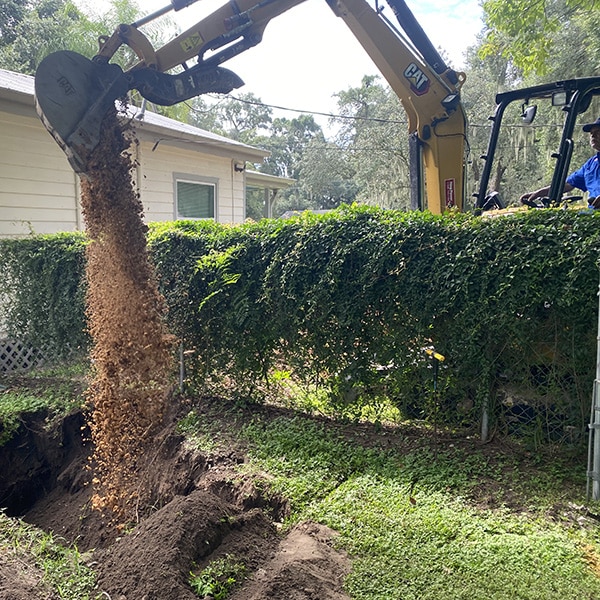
[{"x1": 0, "y1": 410, "x2": 88, "y2": 517}]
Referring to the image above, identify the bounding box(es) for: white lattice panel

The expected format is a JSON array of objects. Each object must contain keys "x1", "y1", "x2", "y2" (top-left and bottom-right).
[{"x1": 0, "y1": 338, "x2": 46, "y2": 373}]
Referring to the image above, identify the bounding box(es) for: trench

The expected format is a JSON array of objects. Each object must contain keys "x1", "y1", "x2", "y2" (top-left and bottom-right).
[{"x1": 0, "y1": 409, "x2": 87, "y2": 517}]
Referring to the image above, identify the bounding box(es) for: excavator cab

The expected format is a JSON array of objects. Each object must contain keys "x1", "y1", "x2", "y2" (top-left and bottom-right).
[{"x1": 475, "y1": 78, "x2": 600, "y2": 212}]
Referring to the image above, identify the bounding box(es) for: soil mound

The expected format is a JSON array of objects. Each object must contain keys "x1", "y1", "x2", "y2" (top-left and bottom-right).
[
  {"x1": 1, "y1": 404, "x2": 352, "y2": 600},
  {"x1": 96, "y1": 490, "x2": 275, "y2": 600},
  {"x1": 229, "y1": 521, "x2": 351, "y2": 600}
]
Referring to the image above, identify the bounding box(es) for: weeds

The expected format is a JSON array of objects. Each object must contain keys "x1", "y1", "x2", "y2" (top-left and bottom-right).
[
  {"x1": 189, "y1": 555, "x2": 246, "y2": 599},
  {"x1": 176, "y1": 409, "x2": 220, "y2": 452},
  {"x1": 0, "y1": 363, "x2": 87, "y2": 445},
  {"x1": 0, "y1": 387, "x2": 83, "y2": 445},
  {"x1": 0, "y1": 511, "x2": 98, "y2": 599}
]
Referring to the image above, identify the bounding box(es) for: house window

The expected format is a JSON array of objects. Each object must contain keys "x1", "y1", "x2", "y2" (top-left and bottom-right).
[{"x1": 175, "y1": 178, "x2": 216, "y2": 219}]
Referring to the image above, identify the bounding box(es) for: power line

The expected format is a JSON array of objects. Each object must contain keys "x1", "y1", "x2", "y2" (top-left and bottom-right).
[
  {"x1": 183, "y1": 94, "x2": 573, "y2": 133},
  {"x1": 199, "y1": 93, "x2": 408, "y2": 125}
]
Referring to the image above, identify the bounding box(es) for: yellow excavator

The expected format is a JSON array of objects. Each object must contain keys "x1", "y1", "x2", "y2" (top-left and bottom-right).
[{"x1": 33, "y1": 0, "x2": 468, "y2": 214}]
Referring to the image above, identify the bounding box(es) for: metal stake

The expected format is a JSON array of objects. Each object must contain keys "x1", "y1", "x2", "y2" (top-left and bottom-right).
[{"x1": 587, "y1": 267, "x2": 600, "y2": 500}]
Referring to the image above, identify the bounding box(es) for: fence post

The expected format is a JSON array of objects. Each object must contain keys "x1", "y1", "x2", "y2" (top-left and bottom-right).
[
  {"x1": 587, "y1": 268, "x2": 600, "y2": 500},
  {"x1": 481, "y1": 397, "x2": 489, "y2": 444},
  {"x1": 179, "y1": 342, "x2": 185, "y2": 392}
]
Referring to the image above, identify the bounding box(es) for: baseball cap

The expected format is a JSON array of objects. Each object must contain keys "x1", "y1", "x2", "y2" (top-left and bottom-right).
[{"x1": 582, "y1": 117, "x2": 600, "y2": 132}]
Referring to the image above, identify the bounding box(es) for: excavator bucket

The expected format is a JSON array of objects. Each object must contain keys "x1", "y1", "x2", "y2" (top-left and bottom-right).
[
  {"x1": 34, "y1": 50, "x2": 130, "y2": 174},
  {"x1": 34, "y1": 50, "x2": 245, "y2": 175}
]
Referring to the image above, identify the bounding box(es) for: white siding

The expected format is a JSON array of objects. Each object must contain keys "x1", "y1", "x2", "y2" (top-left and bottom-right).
[
  {"x1": 0, "y1": 69, "x2": 272, "y2": 236},
  {"x1": 138, "y1": 141, "x2": 246, "y2": 224},
  {"x1": 0, "y1": 108, "x2": 79, "y2": 237},
  {"x1": 0, "y1": 114, "x2": 248, "y2": 235}
]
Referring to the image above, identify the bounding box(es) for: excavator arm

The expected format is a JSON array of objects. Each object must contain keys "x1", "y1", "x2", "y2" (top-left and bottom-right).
[
  {"x1": 34, "y1": 0, "x2": 467, "y2": 212},
  {"x1": 329, "y1": 0, "x2": 467, "y2": 212}
]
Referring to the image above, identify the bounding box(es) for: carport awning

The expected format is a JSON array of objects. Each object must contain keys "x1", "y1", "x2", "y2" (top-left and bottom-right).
[{"x1": 245, "y1": 170, "x2": 295, "y2": 189}]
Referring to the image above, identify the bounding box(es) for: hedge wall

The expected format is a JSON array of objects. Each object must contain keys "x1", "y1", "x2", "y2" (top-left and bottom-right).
[
  {"x1": 0, "y1": 232, "x2": 88, "y2": 357},
  {"x1": 2, "y1": 206, "x2": 599, "y2": 439}
]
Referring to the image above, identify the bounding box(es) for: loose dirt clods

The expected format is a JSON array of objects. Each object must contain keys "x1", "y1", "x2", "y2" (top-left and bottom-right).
[{"x1": 79, "y1": 105, "x2": 176, "y2": 522}]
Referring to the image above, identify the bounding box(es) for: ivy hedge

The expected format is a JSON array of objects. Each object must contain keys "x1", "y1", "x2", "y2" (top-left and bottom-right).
[
  {"x1": 1, "y1": 206, "x2": 599, "y2": 440},
  {"x1": 0, "y1": 232, "x2": 88, "y2": 357}
]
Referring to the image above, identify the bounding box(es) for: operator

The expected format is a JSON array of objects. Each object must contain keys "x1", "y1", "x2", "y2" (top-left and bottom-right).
[{"x1": 520, "y1": 117, "x2": 600, "y2": 209}]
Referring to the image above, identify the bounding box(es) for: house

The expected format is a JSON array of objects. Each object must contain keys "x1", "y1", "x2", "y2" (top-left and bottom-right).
[{"x1": 0, "y1": 67, "x2": 294, "y2": 238}]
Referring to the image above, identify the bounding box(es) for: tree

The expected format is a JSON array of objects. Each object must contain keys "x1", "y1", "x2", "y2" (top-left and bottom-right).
[
  {"x1": 333, "y1": 75, "x2": 411, "y2": 209},
  {"x1": 175, "y1": 96, "x2": 221, "y2": 133},
  {"x1": 214, "y1": 93, "x2": 272, "y2": 142},
  {"x1": 0, "y1": 0, "x2": 175, "y2": 75},
  {"x1": 0, "y1": 0, "x2": 95, "y2": 73},
  {"x1": 256, "y1": 114, "x2": 322, "y2": 179},
  {"x1": 481, "y1": 0, "x2": 600, "y2": 75},
  {"x1": 0, "y1": 0, "x2": 30, "y2": 46},
  {"x1": 298, "y1": 137, "x2": 358, "y2": 210},
  {"x1": 460, "y1": 41, "x2": 519, "y2": 204}
]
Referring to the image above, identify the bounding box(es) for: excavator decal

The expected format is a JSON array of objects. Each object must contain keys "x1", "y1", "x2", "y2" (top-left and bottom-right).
[
  {"x1": 180, "y1": 33, "x2": 203, "y2": 54},
  {"x1": 445, "y1": 179, "x2": 456, "y2": 208},
  {"x1": 404, "y1": 63, "x2": 430, "y2": 95}
]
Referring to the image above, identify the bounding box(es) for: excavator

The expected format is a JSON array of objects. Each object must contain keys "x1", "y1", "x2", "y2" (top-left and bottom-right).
[{"x1": 33, "y1": 0, "x2": 467, "y2": 214}]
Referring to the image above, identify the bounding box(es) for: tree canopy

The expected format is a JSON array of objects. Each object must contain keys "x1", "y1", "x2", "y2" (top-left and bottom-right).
[{"x1": 481, "y1": 0, "x2": 600, "y2": 75}]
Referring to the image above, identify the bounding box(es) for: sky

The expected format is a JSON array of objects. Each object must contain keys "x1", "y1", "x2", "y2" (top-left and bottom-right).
[{"x1": 76, "y1": 0, "x2": 484, "y2": 127}]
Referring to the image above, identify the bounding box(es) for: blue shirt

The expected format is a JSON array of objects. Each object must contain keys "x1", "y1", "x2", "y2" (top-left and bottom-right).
[{"x1": 566, "y1": 153, "x2": 600, "y2": 198}]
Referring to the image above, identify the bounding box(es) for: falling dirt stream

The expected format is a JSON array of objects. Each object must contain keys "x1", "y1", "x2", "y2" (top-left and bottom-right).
[{"x1": 78, "y1": 104, "x2": 176, "y2": 522}]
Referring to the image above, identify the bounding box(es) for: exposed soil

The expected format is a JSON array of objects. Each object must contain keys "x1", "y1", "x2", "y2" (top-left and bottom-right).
[
  {"x1": 0, "y1": 398, "x2": 352, "y2": 600},
  {"x1": 0, "y1": 552, "x2": 59, "y2": 600}
]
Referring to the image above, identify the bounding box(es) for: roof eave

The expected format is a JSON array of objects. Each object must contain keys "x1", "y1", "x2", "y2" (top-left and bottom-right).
[{"x1": 134, "y1": 120, "x2": 269, "y2": 162}]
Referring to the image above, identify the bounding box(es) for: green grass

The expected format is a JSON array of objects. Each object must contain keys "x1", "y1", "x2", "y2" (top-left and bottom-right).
[
  {"x1": 236, "y1": 414, "x2": 600, "y2": 600},
  {"x1": 0, "y1": 511, "x2": 98, "y2": 599},
  {"x1": 318, "y1": 479, "x2": 597, "y2": 599},
  {"x1": 0, "y1": 392, "x2": 50, "y2": 444},
  {"x1": 176, "y1": 408, "x2": 224, "y2": 453},
  {"x1": 0, "y1": 363, "x2": 87, "y2": 445}
]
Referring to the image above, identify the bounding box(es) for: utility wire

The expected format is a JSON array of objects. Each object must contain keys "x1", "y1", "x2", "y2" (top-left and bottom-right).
[
  {"x1": 184, "y1": 93, "x2": 573, "y2": 131},
  {"x1": 193, "y1": 93, "x2": 408, "y2": 125}
]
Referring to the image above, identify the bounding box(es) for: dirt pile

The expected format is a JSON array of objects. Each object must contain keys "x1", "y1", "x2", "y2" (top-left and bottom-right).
[
  {"x1": 228, "y1": 521, "x2": 352, "y2": 600},
  {"x1": 0, "y1": 401, "x2": 352, "y2": 600},
  {"x1": 78, "y1": 105, "x2": 176, "y2": 521}
]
